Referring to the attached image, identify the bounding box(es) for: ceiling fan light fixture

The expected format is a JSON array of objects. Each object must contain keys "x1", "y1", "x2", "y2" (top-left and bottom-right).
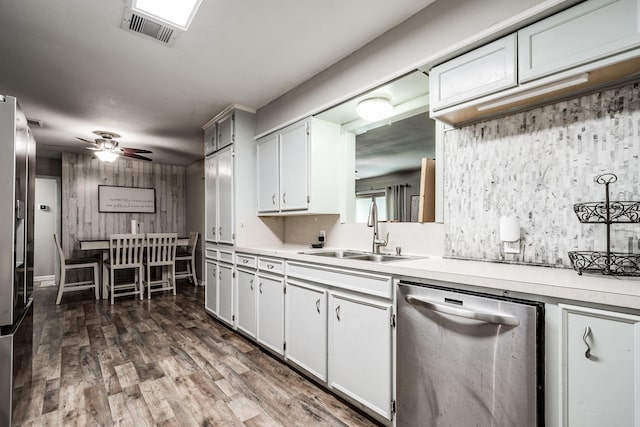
[
  {"x1": 356, "y1": 97, "x2": 393, "y2": 121},
  {"x1": 95, "y1": 150, "x2": 120, "y2": 162}
]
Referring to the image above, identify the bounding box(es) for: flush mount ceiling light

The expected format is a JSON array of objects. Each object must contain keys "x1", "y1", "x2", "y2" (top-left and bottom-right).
[
  {"x1": 94, "y1": 150, "x2": 120, "y2": 162},
  {"x1": 131, "y1": 0, "x2": 202, "y2": 30},
  {"x1": 356, "y1": 97, "x2": 393, "y2": 121}
]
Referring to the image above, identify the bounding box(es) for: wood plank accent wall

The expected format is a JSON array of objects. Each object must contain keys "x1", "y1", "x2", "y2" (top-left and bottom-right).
[{"x1": 61, "y1": 153, "x2": 186, "y2": 257}]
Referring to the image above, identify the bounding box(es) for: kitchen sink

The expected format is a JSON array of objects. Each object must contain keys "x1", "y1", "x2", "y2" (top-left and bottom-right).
[{"x1": 299, "y1": 249, "x2": 422, "y2": 263}]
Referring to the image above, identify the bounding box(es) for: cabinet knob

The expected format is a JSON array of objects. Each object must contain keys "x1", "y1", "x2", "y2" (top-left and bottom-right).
[
  {"x1": 242, "y1": 259, "x2": 248, "y2": 264},
  {"x1": 267, "y1": 264, "x2": 274, "y2": 270},
  {"x1": 335, "y1": 305, "x2": 341, "y2": 321},
  {"x1": 583, "y1": 326, "x2": 592, "y2": 359}
]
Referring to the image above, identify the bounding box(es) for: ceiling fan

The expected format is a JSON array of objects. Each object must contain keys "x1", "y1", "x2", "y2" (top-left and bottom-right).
[{"x1": 77, "y1": 131, "x2": 153, "y2": 162}]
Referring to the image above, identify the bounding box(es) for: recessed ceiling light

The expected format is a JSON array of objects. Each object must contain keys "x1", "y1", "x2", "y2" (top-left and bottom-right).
[
  {"x1": 132, "y1": 0, "x2": 202, "y2": 30},
  {"x1": 356, "y1": 97, "x2": 393, "y2": 121}
]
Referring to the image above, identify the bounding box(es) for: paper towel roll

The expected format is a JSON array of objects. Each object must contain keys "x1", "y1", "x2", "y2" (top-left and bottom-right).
[{"x1": 131, "y1": 219, "x2": 137, "y2": 234}]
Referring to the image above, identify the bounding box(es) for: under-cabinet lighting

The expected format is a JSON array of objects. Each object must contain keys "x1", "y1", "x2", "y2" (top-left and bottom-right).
[
  {"x1": 477, "y1": 73, "x2": 590, "y2": 111},
  {"x1": 356, "y1": 97, "x2": 393, "y2": 121},
  {"x1": 132, "y1": 0, "x2": 202, "y2": 30},
  {"x1": 95, "y1": 150, "x2": 119, "y2": 162}
]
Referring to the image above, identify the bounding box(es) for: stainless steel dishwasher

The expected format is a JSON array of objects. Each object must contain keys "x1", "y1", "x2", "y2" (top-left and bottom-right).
[{"x1": 396, "y1": 280, "x2": 544, "y2": 427}]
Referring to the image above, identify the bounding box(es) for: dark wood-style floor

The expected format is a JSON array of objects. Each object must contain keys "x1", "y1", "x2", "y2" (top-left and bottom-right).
[{"x1": 14, "y1": 282, "x2": 378, "y2": 426}]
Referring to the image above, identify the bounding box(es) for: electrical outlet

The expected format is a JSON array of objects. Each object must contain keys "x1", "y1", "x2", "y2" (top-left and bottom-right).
[{"x1": 504, "y1": 241, "x2": 520, "y2": 254}]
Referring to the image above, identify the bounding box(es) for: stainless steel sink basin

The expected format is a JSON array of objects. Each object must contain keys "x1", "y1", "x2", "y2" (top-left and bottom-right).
[{"x1": 299, "y1": 249, "x2": 421, "y2": 263}]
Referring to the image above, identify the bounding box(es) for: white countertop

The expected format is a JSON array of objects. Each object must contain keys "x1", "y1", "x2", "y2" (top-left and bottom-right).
[{"x1": 233, "y1": 244, "x2": 640, "y2": 310}]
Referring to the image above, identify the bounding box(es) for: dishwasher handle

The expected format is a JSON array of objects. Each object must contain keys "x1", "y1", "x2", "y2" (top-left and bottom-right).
[{"x1": 405, "y1": 294, "x2": 520, "y2": 326}]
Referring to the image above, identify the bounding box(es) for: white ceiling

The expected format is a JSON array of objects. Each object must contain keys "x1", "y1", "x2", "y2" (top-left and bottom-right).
[{"x1": 0, "y1": 0, "x2": 436, "y2": 165}]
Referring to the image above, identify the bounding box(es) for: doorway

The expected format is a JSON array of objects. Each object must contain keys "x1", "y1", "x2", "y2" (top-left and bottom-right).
[{"x1": 34, "y1": 177, "x2": 61, "y2": 286}]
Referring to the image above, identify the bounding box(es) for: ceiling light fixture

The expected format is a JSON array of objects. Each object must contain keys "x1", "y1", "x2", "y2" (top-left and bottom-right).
[
  {"x1": 94, "y1": 150, "x2": 120, "y2": 162},
  {"x1": 356, "y1": 97, "x2": 393, "y2": 121},
  {"x1": 131, "y1": 0, "x2": 202, "y2": 30}
]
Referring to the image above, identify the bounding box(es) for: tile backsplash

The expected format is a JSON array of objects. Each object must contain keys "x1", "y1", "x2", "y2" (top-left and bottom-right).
[{"x1": 444, "y1": 82, "x2": 640, "y2": 267}]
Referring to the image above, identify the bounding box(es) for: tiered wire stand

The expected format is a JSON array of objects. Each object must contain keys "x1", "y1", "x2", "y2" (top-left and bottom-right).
[{"x1": 568, "y1": 173, "x2": 640, "y2": 276}]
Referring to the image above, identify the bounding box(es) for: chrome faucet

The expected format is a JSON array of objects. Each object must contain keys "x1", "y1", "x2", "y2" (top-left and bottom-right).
[{"x1": 367, "y1": 200, "x2": 388, "y2": 254}]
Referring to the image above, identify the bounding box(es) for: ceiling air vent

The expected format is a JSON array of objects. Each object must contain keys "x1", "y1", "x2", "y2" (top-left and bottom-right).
[{"x1": 121, "y1": 8, "x2": 181, "y2": 46}]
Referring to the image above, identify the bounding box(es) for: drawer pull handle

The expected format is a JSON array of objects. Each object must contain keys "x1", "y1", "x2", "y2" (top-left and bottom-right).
[
  {"x1": 583, "y1": 326, "x2": 592, "y2": 359},
  {"x1": 335, "y1": 305, "x2": 341, "y2": 321},
  {"x1": 316, "y1": 298, "x2": 321, "y2": 313},
  {"x1": 267, "y1": 264, "x2": 274, "y2": 270},
  {"x1": 242, "y1": 259, "x2": 248, "y2": 264}
]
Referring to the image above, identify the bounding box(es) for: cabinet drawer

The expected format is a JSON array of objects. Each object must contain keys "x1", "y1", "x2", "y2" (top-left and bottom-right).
[
  {"x1": 218, "y1": 249, "x2": 234, "y2": 264},
  {"x1": 518, "y1": 0, "x2": 640, "y2": 82},
  {"x1": 236, "y1": 253, "x2": 257, "y2": 269},
  {"x1": 258, "y1": 257, "x2": 284, "y2": 274},
  {"x1": 286, "y1": 261, "x2": 392, "y2": 299},
  {"x1": 430, "y1": 34, "x2": 517, "y2": 111}
]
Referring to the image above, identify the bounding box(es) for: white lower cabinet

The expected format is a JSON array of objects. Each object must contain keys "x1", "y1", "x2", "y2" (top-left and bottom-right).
[
  {"x1": 285, "y1": 280, "x2": 327, "y2": 381},
  {"x1": 236, "y1": 268, "x2": 257, "y2": 337},
  {"x1": 257, "y1": 273, "x2": 285, "y2": 355},
  {"x1": 204, "y1": 259, "x2": 217, "y2": 316},
  {"x1": 328, "y1": 293, "x2": 393, "y2": 420},
  {"x1": 560, "y1": 304, "x2": 640, "y2": 427},
  {"x1": 217, "y1": 261, "x2": 234, "y2": 326}
]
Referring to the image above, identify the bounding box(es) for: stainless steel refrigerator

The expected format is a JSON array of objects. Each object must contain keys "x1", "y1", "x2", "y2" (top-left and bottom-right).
[{"x1": 0, "y1": 95, "x2": 35, "y2": 426}]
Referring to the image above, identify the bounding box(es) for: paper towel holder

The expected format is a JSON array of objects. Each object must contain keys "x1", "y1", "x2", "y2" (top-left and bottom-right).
[{"x1": 500, "y1": 215, "x2": 520, "y2": 254}]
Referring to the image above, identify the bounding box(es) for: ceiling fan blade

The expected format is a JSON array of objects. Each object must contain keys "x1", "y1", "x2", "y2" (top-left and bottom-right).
[
  {"x1": 123, "y1": 152, "x2": 152, "y2": 161},
  {"x1": 122, "y1": 147, "x2": 153, "y2": 154}
]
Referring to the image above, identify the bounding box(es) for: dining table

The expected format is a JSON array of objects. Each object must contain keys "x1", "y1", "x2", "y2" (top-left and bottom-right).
[{"x1": 79, "y1": 236, "x2": 191, "y2": 299}]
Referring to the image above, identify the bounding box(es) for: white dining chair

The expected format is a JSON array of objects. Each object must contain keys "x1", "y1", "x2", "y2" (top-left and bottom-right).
[
  {"x1": 103, "y1": 233, "x2": 146, "y2": 304},
  {"x1": 53, "y1": 234, "x2": 100, "y2": 305},
  {"x1": 174, "y1": 231, "x2": 199, "y2": 285},
  {"x1": 144, "y1": 233, "x2": 178, "y2": 298}
]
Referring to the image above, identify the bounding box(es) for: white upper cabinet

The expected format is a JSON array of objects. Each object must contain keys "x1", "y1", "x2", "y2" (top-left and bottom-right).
[
  {"x1": 519, "y1": 0, "x2": 640, "y2": 82},
  {"x1": 256, "y1": 133, "x2": 279, "y2": 213},
  {"x1": 205, "y1": 146, "x2": 234, "y2": 244},
  {"x1": 216, "y1": 112, "x2": 234, "y2": 150},
  {"x1": 204, "y1": 123, "x2": 217, "y2": 155},
  {"x1": 560, "y1": 304, "x2": 640, "y2": 427},
  {"x1": 279, "y1": 120, "x2": 308, "y2": 211},
  {"x1": 204, "y1": 155, "x2": 218, "y2": 242},
  {"x1": 430, "y1": 34, "x2": 517, "y2": 111},
  {"x1": 256, "y1": 117, "x2": 340, "y2": 215},
  {"x1": 429, "y1": 0, "x2": 640, "y2": 124}
]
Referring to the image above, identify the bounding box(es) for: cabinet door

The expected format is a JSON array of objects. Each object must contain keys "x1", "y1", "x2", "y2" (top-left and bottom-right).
[
  {"x1": 429, "y1": 34, "x2": 517, "y2": 111},
  {"x1": 204, "y1": 123, "x2": 217, "y2": 155},
  {"x1": 256, "y1": 134, "x2": 280, "y2": 212},
  {"x1": 285, "y1": 281, "x2": 327, "y2": 381},
  {"x1": 518, "y1": 0, "x2": 640, "y2": 83},
  {"x1": 256, "y1": 274, "x2": 285, "y2": 355},
  {"x1": 217, "y1": 147, "x2": 234, "y2": 244},
  {"x1": 328, "y1": 293, "x2": 392, "y2": 420},
  {"x1": 236, "y1": 269, "x2": 257, "y2": 338},
  {"x1": 217, "y1": 262, "x2": 234, "y2": 326},
  {"x1": 204, "y1": 156, "x2": 218, "y2": 242},
  {"x1": 561, "y1": 304, "x2": 640, "y2": 427},
  {"x1": 279, "y1": 120, "x2": 308, "y2": 211},
  {"x1": 205, "y1": 259, "x2": 217, "y2": 315},
  {"x1": 217, "y1": 112, "x2": 234, "y2": 150}
]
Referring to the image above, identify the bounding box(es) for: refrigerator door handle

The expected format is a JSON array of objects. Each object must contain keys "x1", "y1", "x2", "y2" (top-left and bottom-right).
[{"x1": 405, "y1": 294, "x2": 520, "y2": 326}]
